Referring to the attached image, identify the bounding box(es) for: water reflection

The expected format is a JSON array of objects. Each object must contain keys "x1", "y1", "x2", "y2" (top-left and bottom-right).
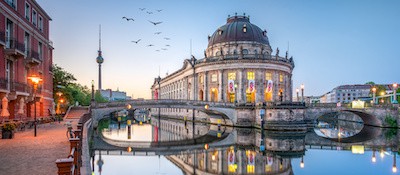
[{"x1": 91, "y1": 110, "x2": 399, "y2": 175}]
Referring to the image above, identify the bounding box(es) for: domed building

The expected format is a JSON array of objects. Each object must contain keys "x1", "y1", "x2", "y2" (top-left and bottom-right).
[{"x1": 151, "y1": 15, "x2": 294, "y2": 104}]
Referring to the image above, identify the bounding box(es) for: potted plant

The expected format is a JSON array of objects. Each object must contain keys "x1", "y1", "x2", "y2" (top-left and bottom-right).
[{"x1": 2, "y1": 123, "x2": 16, "y2": 139}]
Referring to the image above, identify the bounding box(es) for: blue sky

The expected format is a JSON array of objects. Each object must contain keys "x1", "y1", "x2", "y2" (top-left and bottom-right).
[{"x1": 36, "y1": 0, "x2": 400, "y2": 99}]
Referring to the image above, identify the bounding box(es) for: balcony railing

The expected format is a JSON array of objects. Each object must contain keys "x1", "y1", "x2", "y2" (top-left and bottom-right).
[
  {"x1": 0, "y1": 78, "x2": 9, "y2": 90},
  {"x1": 5, "y1": 37, "x2": 26, "y2": 56},
  {"x1": 10, "y1": 81, "x2": 29, "y2": 93},
  {"x1": 25, "y1": 49, "x2": 41, "y2": 64},
  {"x1": 198, "y1": 54, "x2": 294, "y2": 66}
]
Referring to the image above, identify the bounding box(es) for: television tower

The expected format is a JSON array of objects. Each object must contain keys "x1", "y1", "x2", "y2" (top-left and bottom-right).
[{"x1": 96, "y1": 25, "x2": 104, "y2": 91}]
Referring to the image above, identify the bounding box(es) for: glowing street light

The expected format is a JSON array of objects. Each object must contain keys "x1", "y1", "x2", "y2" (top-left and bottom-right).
[
  {"x1": 393, "y1": 152, "x2": 397, "y2": 173},
  {"x1": 205, "y1": 104, "x2": 209, "y2": 110},
  {"x1": 300, "y1": 156, "x2": 305, "y2": 168},
  {"x1": 372, "y1": 150, "x2": 376, "y2": 163},
  {"x1": 296, "y1": 88, "x2": 299, "y2": 102},
  {"x1": 28, "y1": 74, "x2": 42, "y2": 137},
  {"x1": 393, "y1": 83, "x2": 398, "y2": 104},
  {"x1": 372, "y1": 87, "x2": 377, "y2": 104}
]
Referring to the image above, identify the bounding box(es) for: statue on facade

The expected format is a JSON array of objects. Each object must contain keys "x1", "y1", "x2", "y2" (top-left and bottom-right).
[{"x1": 276, "y1": 47, "x2": 279, "y2": 57}]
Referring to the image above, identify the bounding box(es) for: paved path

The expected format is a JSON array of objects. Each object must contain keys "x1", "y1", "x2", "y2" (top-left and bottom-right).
[{"x1": 0, "y1": 119, "x2": 78, "y2": 175}]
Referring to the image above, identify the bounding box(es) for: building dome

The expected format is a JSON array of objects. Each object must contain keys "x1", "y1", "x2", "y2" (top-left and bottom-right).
[{"x1": 208, "y1": 15, "x2": 270, "y2": 47}]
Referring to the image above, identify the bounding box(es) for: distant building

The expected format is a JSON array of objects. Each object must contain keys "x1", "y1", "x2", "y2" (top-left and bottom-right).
[
  {"x1": 0, "y1": 0, "x2": 53, "y2": 120},
  {"x1": 320, "y1": 84, "x2": 373, "y2": 103},
  {"x1": 100, "y1": 89, "x2": 128, "y2": 101}
]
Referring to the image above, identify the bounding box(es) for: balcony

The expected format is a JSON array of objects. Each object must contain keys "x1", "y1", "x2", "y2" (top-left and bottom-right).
[
  {"x1": 4, "y1": 37, "x2": 26, "y2": 57},
  {"x1": 0, "y1": 78, "x2": 9, "y2": 91},
  {"x1": 25, "y1": 50, "x2": 41, "y2": 65}
]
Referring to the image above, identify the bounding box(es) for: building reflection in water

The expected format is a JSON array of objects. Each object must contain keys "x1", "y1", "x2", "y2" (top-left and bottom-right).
[{"x1": 91, "y1": 110, "x2": 399, "y2": 175}]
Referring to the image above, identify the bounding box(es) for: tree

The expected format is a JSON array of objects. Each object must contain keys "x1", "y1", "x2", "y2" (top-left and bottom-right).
[{"x1": 53, "y1": 64, "x2": 108, "y2": 107}]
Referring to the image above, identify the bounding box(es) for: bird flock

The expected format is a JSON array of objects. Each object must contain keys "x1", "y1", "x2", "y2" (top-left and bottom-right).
[{"x1": 122, "y1": 8, "x2": 170, "y2": 52}]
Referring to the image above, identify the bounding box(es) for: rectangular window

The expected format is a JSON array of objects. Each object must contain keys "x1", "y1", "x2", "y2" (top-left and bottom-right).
[
  {"x1": 24, "y1": 32, "x2": 29, "y2": 55},
  {"x1": 38, "y1": 42, "x2": 42, "y2": 60},
  {"x1": 228, "y1": 72, "x2": 236, "y2": 80},
  {"x1": 199, "y1": 75, "x2": 203, "y2": 84},
  {"x1": 211, "y1": 74, "x2": 217, "y2": 82},
  {"x1": 32, "y1": 10, "x2": 37, "y2": 26},
  {"x1": 279, "y1": 74, "x2": 284, "y2": 82},
  {"x1": 5, "y1": 0, "x2": 16, "y2": 9},
  {"x1": 25, "y1": 2, "x2": 30, "y2": 21},
  {"x1": 247, "y1": 71, "x2": 254, "y2": 80},
  {"x1": 38, "y1": 16, "x2": 43, "y2": 31},
  {"x1": 265, "y1": 72, "x2": 272, "y2": 80},
  {"x1": 6, "y1": 19, "x2": 13, "y2": 48}
]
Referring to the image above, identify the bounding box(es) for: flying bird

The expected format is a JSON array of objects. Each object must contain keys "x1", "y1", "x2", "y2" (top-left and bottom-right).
[
  {"x1": 131, "y1": 39, "x2": 141, "y2": 44},
  {"x1": 139, "y1": 8, "x2": 146, "y2": 11},
  {"x1": 146, "y1": 11, "x2": 153, "y2": 14},
  {"x1": 156, "y1": 50, "x2": 160, "y2": 52},
  {"x1": 164, "y1": 37, "x2": 170, "y2": 40},
  {"x1": 122, "y1": 17, "x2": 134, "y2": 21},
  {"x1": 165, "y1": 44, "x2": 170, "y2": 47},
  {"x1": 147, "y1": 44, "x2": 154, "y2": 47},
  {"x1": 148, "y1": 20, "x2": 163, "y2": 25},
  {"x1": 154, "y1": 32, "x2": 162, "y2": 35},
  {"x1": 161, "y1": 48, "x2": 167, "y2": 50},
  {"x1": 156, "y1": 9, "x2": 163, "y2": 12}
]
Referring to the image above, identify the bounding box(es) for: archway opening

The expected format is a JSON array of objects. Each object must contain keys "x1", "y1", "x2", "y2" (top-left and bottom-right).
[
  {"x1": 211, "y1": 88, "x2": 218, "y2": 102},
  {"x1": 199, "y1": 90, "x2": 204, "y2": 101}
]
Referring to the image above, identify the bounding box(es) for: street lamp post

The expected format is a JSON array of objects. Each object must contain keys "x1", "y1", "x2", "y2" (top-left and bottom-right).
[
  {"x1": 301, "y1": 84, "x2": 304, "y2": 103},
  {"x1": 372, "y1": 87, "x2": 377, "y2": 104},
  {"x1": 296, "y1": 88, "x2": 299, "y2": 102},
  {"x1": 28, "y1": 75, "x2": 42, "y2": 137},
  {"x1": 156, "y1": 76, "x2": 161, "y2": 100},
  {"x1": 393, "y1": 83, "x2": 398, "y2": 104}
]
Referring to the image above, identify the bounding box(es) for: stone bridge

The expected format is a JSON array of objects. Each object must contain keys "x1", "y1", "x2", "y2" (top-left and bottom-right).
[{"x1": 90, "y1": 100, "x2": 399, "y2": 128}]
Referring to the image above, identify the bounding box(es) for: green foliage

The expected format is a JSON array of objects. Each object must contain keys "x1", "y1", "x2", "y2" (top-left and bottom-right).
[
  {"x1": 53, "y1": 64, "x2": 108, "y2": 106},
  {"x1": 95, "y1": 91, "x2": 108, "y2": 103},
  {"x1": 98, "y1": 119, "x2": 110, "y2": 131},
  {"x1": 2, "y1": 123, "x2": 16, "y2": 131},
  {"x1": 384, "y1": 115, "x2": 397, "y2": 127},
  {"x1": 365, "y1": 81, "x2": 375, "y2": 85}
]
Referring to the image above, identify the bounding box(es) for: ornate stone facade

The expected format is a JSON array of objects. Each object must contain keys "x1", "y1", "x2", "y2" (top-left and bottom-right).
[{"x1": 151, "y1": 15, "x2": 294, "y2": 104}]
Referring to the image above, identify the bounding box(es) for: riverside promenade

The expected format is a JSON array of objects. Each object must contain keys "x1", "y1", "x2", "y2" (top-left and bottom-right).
[
  {"x1": 0, "y1": 121, "x2": 73, "y2": 175},
  {"x1": 0, "y1": 107, "x2": 89, "y2": 175}
]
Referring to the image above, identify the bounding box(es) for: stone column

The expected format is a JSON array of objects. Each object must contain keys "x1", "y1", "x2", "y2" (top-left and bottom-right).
[
  {"x1": 218, "y1": 70, "x2": 223, "y2": 102},
  {"x1": 256, "y1": 70, "x2": 264, "y2": 104},
  {"x1": 237, "y1": 70, "x2": 243, "y2": 103},
  {"x1": 204, "y1": 72, "x2": 208, "y2": 101},
  {"x1": 273, "y1": 72, "x2": 278, "y2": 102}
]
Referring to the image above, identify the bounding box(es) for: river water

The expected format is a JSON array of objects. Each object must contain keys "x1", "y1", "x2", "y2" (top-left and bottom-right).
[{"x1": 90, "y1": 113, "x2": 399, "y2": 175}]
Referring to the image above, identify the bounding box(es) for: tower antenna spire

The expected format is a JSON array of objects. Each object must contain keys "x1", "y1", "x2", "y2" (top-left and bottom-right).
[{"x1": 99, "y1": 24, "x2": 102, "y2": 51}]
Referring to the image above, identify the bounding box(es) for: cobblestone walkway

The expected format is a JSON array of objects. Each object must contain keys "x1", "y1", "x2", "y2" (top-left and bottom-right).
[{"x1": 0, "y1": 120, "x2": 78, "y2": 175}]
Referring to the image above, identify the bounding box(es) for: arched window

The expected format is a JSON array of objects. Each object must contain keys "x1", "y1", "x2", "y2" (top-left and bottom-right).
[
  {"x1": 243, "y1": 24, "x2": 247, "y2": 33},
  {"x1": 242, "y1": 49, "x2": 248, "y2": 55},
  {"x1": 233, "y1": 50, "x2": 237, "y2": 55}
]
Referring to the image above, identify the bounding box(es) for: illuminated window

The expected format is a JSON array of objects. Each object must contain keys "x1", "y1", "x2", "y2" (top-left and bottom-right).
[
  {"x1": 211, "y1": 74, "x2": 217, "y2": 82},
  {"x1": 279, "y1": 74, "x2": 283, "y2": 82},
  {"x1": 228, "y1": 72, "x2": 236, "y2": 80},
  {"x1": 243, "y1": 24, "x2": 247, "y2": 33},
  {"x1": 199, "y1": 75, "x2": 203, "y2": 84},
  {"x1": 265, "y1": 72, "x2": 272, "y2": 80},
  {"x1": 247, "y1": 72, "x2": 254, "y2": 80}
]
